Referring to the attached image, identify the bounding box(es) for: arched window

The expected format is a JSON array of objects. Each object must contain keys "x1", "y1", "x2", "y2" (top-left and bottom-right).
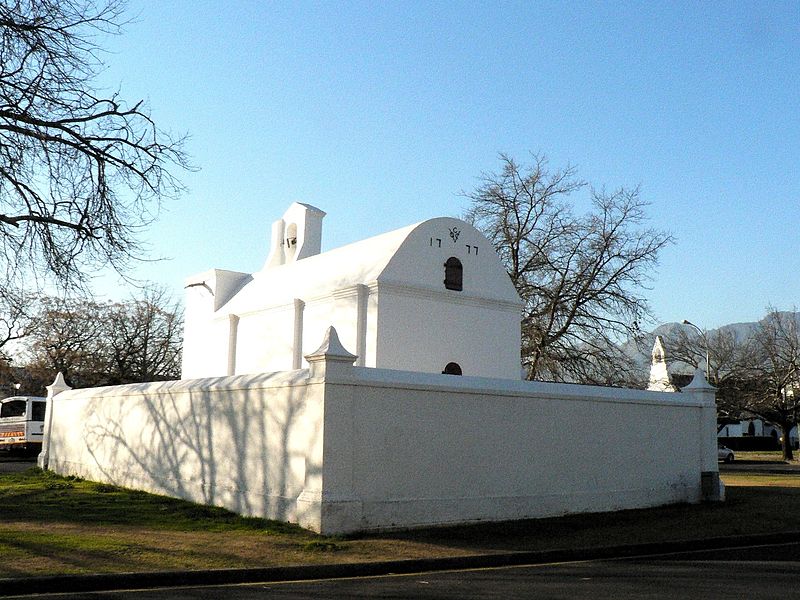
[
  {"x1": 443, "y1": 257, "x2": 463, "y2": 291},
  {"x1": 442, "y1": 362, "x2": 462, "y2": 376}
]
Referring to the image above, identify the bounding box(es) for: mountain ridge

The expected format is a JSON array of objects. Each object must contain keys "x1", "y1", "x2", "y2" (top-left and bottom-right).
[{"x1": 626, "y1": 311, "x2": 800, "y2": 375}]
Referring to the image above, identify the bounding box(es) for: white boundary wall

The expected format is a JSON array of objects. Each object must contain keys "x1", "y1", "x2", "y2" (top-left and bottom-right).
[{"x1": 39, "y1": 331, "x2": 720, "y2": 535}]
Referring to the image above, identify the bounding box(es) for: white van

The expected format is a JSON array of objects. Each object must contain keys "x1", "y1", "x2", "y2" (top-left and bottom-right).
[{"x1": 0, "y1": 396, "x2": 47, "y2": 454}]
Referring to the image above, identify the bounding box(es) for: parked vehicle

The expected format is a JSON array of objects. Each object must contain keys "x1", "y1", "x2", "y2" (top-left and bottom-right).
[
  {"x1": 717, "y1": 443, "x2": 734, "y2": 463},
  {"x1": 0, "y1": 396, "x2": 47, "y2": 454}
]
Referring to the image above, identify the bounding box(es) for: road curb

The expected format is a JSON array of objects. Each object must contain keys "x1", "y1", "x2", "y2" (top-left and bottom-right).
[{"x1": 2, "y1": 531, "x2": 799, "y2": 596}]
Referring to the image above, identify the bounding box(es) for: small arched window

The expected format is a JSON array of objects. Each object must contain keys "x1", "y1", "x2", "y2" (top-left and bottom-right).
[
  {"x1": 443, "y1": 257, "x2": 463, "y2": 291},
  {"x1": 442, "y1": 362, "x2": 462, "y2": 376},
  {"x1": 284, "y1": 223, "x2": 298, "y2": 261}
]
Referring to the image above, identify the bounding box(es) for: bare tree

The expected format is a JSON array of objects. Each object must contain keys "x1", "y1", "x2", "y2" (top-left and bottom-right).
[
  {"x1": 0, "y1": 286, "x2": 31, "y2": 359},
  {"x1": 22, "y1": 295, "x2": 110, "y2": 388},
  {"x1": 105, "y1": 285, "x2": 182, "y2": 383},
  {"x1": 668, "y1": 325, "x2": 760, "y2": 415},
  {"x1": 742, "y1": 311, "x2": 800, "y2": 460},
  {"x1": 19, "y1": 286, "x2": 182, "y2": 390},
  {"x1": 0, "y1": 0, "x2": 191, "y2": 289},
  {"x1": 465, "y1": 153, "x2": 673, "y2": 384},
  {"x1": 669, "y1": 312, "x2": 800, "y2": 460},
  {"x1": 0, "y1": 287, "x2": 33, "y2": 395}
]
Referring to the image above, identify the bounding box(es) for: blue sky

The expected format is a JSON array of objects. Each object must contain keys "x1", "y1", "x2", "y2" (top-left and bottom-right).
[{"x1": 94, "y1": 1, "x2": 799, "y2": 330}]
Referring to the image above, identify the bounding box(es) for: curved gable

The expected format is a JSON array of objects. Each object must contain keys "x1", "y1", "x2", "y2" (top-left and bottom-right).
[
  {"x1": 378, "y1": 217, "x2": 520, "y2": 304},
  {"x1": 212, "y1": 216, "x2": 519, "y2": 315}
]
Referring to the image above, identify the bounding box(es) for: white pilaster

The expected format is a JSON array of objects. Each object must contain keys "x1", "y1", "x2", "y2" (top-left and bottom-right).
[
  {"x1": 682, "y1": 368, "x2": 724, "y2": 501},
  {"x1": 37, "y1": 372, "x2": 72, "y2": 470}
]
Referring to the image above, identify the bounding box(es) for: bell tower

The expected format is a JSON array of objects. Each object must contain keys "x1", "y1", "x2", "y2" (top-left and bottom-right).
[{"x1": 264, "y1": 202, "x2": 326, "y2": 269}]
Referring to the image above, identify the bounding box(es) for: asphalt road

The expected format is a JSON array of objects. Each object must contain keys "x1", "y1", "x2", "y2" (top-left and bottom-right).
[
  {"x1": 0, "y1": 455, "x2": 36, "y2": 472},
  {"x1": 8, "y1": 544, "x2": 800, "y2": 600}
]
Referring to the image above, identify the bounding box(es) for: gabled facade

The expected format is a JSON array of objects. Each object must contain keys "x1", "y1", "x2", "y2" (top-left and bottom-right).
[{"x1": 181, "y1": 203, "x2": 523, "y2": 380}]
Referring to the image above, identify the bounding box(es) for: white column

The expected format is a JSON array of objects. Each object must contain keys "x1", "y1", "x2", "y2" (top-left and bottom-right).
[
  {"x1": 355, "y1": 284, "x2": 369, "y2": 367},
  {"x1": 682, "y1": 368, "x2": 723, "y2": 501},
  {"x1": 292, "y1": 298, "x2": 305, "y2": 369},
  {"x1": 227, "y1": 314, "x2": 239, "y2": 376},
  {"x1": 296, "y1": 326, "x2": 362, "y2": 534}
]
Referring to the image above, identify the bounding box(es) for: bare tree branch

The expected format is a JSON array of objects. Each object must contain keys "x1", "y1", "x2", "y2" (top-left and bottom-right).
[
  {"x1": 669, "y1": 310, "x2": 800, "y2": 459},
  {"x1": 465, "y1": 153, "x2": 674, "y2": 385},
  {"x1": 0, "y1": 0, "x2": 193, "y2": 290}
]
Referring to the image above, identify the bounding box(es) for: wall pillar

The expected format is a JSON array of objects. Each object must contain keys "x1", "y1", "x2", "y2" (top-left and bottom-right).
[
  {"x1": 296, "y1": 326, "x2": 363, "y2": 534},
  {"x1": 37, "y1": 372, "x2": 72, "y2": 471},
  {"x1": 682, "y1": 368, "x2": 724, "y2": 502}
]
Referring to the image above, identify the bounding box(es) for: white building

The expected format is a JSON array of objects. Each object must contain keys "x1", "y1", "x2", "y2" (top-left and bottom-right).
[{"x1": 182, "y1": 203, "x2": 523, "y2": 380}]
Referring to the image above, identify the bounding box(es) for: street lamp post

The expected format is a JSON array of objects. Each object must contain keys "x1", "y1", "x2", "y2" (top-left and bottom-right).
[{"x1": 682, "y1": 319, "x2": 710, "y2": 379}]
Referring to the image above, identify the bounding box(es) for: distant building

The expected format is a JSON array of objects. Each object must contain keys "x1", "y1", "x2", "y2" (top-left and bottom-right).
[{"x1": 182, "y1": 203, "x2": 523, "y2": 380}]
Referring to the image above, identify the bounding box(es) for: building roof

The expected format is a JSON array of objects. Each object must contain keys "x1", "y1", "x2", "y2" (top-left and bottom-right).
[{"x1": 203, "y1": 216, "x2": 521, "y2": 315}]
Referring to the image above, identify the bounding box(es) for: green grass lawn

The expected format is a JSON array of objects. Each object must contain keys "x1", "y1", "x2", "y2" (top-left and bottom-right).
[
  {"x1": 0, "y1": 467, "x2": 798, "y2": 577},
  {"x1": 732, "y1": 450, "x2": 794, "y2": 463}
]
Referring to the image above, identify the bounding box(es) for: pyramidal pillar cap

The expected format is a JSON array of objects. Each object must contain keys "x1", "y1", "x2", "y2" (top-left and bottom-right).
[
  {"x1": 305, "y1": 326, "x2": 358, "y2": 379},
  {"x1": 46, "y1": 372, "x2": 72, "y2": 398},
  {"x1": 683, "y1": 367, "x2": 716, "y2": 391},
  {"x1": 681, "y1": 367, "x2": 717, "y2": 407}
]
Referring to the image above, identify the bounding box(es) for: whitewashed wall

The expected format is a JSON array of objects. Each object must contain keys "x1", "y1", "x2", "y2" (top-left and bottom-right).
[
  {"x1": 235, "y1": 304, "x2": 296, "y2": 373},
  {"x1": 41, "y1": 371, "x2": 320, "y2": 524},
  {"x1": 318, "y1": 368, "x2": 716, "y2": 532},
  {"x1": 375, "y1": 287, "x2": 521, "y2": 378},
  {"x1": 40, "y1": 336, "x2": 719, "y2": 535}
]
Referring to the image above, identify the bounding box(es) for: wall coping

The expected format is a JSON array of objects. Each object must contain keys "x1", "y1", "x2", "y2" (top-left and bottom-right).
[
  {"x1": 340, "y1": 366, "x2": 707, "y2": 408},
  {"x1": 53, "y1": 369, "x2": 311, "y2": 400},
  {"x1": 53, "y1": 363, "x2": 704, "y2": 409}
]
